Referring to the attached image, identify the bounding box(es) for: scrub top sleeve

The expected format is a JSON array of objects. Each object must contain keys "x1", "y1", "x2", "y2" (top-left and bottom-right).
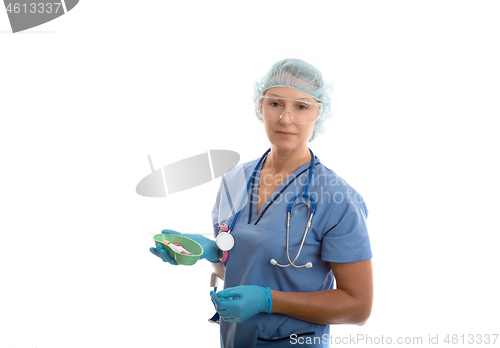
[{"x1": 321, "y1": 189, "x2": 372, "y2": 263}]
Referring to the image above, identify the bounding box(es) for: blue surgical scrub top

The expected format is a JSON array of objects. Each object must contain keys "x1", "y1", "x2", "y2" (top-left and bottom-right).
[{"x1": 212, "y1": 152, "x2": 372, "y2": 348}]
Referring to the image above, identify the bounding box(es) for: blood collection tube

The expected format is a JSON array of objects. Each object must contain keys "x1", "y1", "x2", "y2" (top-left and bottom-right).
[{"x1": 161, "y1": 240, "x2": 191, "y2": 255}]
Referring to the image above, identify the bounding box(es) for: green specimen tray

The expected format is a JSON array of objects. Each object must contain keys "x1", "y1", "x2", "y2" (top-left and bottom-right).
[{"x1": 153, "y1": 234, "x2": 203, "y2": 266}]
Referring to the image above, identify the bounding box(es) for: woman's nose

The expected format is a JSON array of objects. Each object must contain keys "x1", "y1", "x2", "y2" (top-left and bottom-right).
[{"x1": 279, "y1": 110, "x2": 293, "y2": 124}]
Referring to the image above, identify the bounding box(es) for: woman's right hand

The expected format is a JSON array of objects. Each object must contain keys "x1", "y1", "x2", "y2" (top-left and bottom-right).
[
  {"x1": 149, "y1": 229, "x2": 221, "y2": 264},
  {"x1": 150, "y1": 242, "x2": 179, "y2": 265}
]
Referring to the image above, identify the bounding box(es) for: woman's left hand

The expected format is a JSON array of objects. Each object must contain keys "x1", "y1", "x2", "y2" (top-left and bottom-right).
[
  {"x1": 159, "y1": 229, "x2": 221, "y2": 263},
  {"x1": 210, "y1": 285, "x2": 272, "y2": 323}
]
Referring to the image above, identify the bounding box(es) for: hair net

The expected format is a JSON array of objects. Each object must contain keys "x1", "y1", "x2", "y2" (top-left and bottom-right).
[{"x1": 253, "y1": 58, "x2": 333, "y2": 141}]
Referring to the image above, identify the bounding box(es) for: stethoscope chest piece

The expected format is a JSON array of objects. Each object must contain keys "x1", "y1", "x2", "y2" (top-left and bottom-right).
[
  {"x1": 216, "y1": 231, "x2": 234, "y2": 251},
  {"x1": 216, "y1": 224, "x2": 233, "y2": 263}
]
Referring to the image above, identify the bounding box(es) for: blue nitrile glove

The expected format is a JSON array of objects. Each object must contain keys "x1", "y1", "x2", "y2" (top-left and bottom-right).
[
  {"x1": 149, "y1": 229, "x2": 221, "y2": 264},
  {"x1": 210, "y1": 285, "x2": 272, "y2": 323},
  {"x1": 150, "y1": 243, "x2": 179, "y2": 265}
]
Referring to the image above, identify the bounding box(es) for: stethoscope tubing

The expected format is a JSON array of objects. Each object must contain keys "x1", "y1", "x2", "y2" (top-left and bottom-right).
[{"x1": 217, "y1": 148, "x2": 316, "y2": 268}]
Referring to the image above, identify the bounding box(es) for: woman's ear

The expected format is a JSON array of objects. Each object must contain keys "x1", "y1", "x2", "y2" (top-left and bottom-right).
[{"x1": 308, "y1": 131, "x2": 316, "y2": 142}]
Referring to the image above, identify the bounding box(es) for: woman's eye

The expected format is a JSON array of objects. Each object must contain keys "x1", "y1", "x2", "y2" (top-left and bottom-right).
[
  {"x1": 296, "y1": 104, "x2": 308, "y2": 110},
  {"x1": 269, "y1": 101, "x2": 281, "y2": 107}
]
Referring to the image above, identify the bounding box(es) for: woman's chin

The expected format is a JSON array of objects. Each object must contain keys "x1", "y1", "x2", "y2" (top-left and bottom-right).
[{"x1": 269, "y1": 138, "x2": 308, "y2": 152}]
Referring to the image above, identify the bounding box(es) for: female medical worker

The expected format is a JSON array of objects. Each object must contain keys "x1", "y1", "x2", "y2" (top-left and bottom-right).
[{"x1": 150, "y1": 58, "x2": 373, "y2": 348}]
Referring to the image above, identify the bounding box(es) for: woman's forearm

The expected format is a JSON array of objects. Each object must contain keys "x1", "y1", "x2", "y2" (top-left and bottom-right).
[
  {"x1": 212, "y1": 262, "x2": 224, "y2": 280},
  {"x1": 270, "y1": 289, "x2": 371, "y2": 326}
]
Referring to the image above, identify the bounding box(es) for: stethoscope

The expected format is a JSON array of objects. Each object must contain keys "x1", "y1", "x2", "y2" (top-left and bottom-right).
[{"x1": 216, "y1": 148, "x2": 316, "y2": 269}]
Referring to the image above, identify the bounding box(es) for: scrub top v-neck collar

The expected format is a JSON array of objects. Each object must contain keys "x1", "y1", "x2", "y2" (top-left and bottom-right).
[{"x1": 247, "y1": 155, "x2": 320, "y2": 226}]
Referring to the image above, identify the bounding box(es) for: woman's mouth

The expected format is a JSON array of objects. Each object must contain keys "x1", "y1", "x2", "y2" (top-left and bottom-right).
[{"x1": 276, "y1": 131, "x2": 296, "y2": 137}]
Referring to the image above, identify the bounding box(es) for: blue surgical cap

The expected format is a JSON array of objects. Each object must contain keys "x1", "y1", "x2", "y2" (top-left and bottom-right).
[{"x1": 254, "y1": 58, "x2": 333, "y2": 141}]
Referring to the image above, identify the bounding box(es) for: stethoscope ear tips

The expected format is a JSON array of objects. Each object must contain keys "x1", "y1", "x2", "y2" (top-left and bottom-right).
[{"x1": 270, "y1": 259, "x2": 313, "y2": 268}]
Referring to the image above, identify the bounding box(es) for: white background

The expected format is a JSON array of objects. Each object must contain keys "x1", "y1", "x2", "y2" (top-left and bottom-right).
[{"x1": 1, "y1": 1, "x2": 499, "y2": 347}]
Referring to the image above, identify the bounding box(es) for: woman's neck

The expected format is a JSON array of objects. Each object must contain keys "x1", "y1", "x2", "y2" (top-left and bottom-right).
[{"x1": 263, "y1": 145, "x2": 312, "y2": 176}]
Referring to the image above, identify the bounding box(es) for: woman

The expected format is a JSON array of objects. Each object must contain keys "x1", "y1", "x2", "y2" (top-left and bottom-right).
[{"x1": 151, "y1": 58, "x2": 373, "y2": 347}]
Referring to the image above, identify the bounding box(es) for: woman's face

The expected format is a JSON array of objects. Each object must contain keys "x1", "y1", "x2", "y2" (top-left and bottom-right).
[{"x1": 262, "y1": 87, "x2": 318, "y2": 152}]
